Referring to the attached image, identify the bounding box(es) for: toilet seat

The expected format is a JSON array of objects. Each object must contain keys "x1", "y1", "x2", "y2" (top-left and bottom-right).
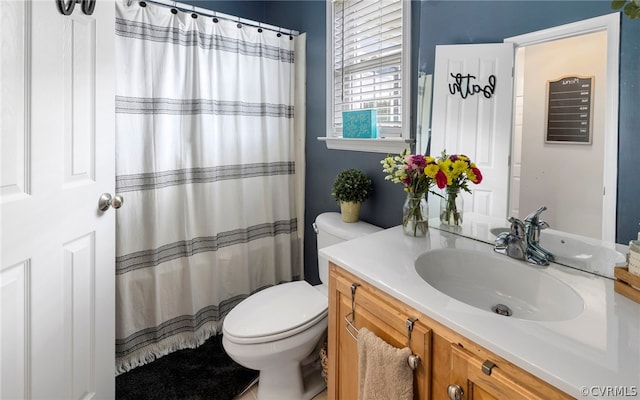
[{"x1": 223, "y1": 281, "x2": 328, "y2": 345}]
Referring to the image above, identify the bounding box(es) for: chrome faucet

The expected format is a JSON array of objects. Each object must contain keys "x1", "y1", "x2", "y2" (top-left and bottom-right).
[
  {"x1": 495, "y1": 206, "x2": 554, "y2": 266},
  {"x1": 524, "y1": 206, "x2": 554, "y2": 263}
]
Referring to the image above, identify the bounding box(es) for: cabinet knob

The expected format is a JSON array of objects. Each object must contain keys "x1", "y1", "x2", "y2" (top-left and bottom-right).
[
  {"x1": 447, "y1": 384, "x2": 464, "y2": 400},
  {"x1": 407, "y1": 353, "x2": 421, "y2": 370}
]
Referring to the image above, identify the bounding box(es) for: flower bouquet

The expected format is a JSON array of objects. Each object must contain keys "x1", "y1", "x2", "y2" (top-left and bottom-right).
[
  {"x1": 381, "y1": 149, "x2": 439, "y2": 236},
  {"x1": 435, "y1": 151, "x2": 483, "y2": 225}
]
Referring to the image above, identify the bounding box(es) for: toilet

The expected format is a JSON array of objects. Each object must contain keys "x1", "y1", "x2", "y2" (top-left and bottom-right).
[{"x1": 222, "y1": 212, "x2": 381, "y2": 400}]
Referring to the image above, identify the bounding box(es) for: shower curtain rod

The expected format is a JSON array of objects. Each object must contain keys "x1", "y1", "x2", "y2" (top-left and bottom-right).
[{"x1": 127, "y1": 0, "x2": 300, "y2": 36}]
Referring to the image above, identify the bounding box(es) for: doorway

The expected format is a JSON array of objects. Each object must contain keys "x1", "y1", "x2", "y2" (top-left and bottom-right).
[
  {"x1": 505, "y1": 13, "x2": 620, "y2": 242},
  {"x1": 509, "y1": 31, "x2": 607, "y2": 240}
]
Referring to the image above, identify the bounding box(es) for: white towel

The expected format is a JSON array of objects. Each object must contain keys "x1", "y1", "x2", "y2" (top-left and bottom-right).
[{"x1": 357, "y1": 327, "x2": 414, "y2": 400}]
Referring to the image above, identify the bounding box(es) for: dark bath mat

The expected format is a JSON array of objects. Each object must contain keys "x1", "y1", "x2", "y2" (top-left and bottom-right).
[{"x1": 116, "y1": 334, "x2": 258, "y2": 400}]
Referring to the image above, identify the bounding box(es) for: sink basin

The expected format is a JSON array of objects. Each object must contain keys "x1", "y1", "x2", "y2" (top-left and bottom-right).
[
  {"x1": 489, "y1": 227, "x2": 626, "y2": 276},
  {"x1": 414, "y1": 248, "x2": 584, "y2": 321}
]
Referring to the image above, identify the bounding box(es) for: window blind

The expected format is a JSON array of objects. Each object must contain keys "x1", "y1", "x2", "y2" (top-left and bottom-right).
[{"x1": 333, "y1": 0, "x2": 404, "y2": 138}]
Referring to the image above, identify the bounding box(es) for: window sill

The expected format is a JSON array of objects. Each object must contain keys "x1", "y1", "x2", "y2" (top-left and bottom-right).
[{"x1": 317, "y1": 137, "x2": 414, "y2": 154}]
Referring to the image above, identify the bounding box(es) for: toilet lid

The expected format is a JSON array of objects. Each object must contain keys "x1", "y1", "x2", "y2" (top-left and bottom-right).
[{"x1": 223, "y1": 281, "x2": 327, "y2": 343}]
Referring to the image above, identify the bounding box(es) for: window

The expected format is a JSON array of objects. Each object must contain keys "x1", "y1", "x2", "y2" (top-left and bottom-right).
[{"x1": 323, "y1": 0, "x2": 412, "y2": 153}]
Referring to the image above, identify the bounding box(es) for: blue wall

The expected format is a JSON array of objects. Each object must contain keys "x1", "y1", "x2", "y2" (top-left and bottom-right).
[
  {"x1": 264, "y1": 1, "x2": 423, "y2": 284},
  {"x1": 191, "y1": 1, "x2": 267, "y2": 21},
  {"x1": 180, "y1": 0, "x2": 640, "y2": 283}
]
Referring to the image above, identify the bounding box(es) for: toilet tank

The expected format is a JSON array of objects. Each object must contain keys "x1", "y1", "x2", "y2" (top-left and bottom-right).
[{"x1": 314, "y1": 212, "x2": 382, "y2": 285}]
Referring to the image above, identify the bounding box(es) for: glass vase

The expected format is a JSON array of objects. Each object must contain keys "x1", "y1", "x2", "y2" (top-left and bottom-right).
[
  {"x1": 440, "y1": 187, "x2": 463, "y2": 226},
  {"x1": 402, "y1": 192, "x2": 428, "y2": 237}
]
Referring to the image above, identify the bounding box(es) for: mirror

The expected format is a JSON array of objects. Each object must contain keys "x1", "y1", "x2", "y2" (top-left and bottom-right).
[
  {"x1": 509, "y1": 32, "x2": 609, "y2": 241},
  {"x1": 417, "y1": 14, "x2": 619, "y2": 243}
]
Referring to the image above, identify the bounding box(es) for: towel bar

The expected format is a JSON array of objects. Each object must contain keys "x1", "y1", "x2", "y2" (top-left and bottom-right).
[{"x1": 344, "y1": 283, "x2": 421, "y2": 370}]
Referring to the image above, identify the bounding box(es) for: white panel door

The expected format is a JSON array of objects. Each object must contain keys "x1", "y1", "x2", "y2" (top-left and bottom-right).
[
  {"x1": 1, "y1": 1, "x2": 115, "y2": 399},
  {"x1": 430, "y1": 43, "x2": 514, "y2": 222}
]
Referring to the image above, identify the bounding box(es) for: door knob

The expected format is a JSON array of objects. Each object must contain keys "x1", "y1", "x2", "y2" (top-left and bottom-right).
[
  {"x1": 447, "y1": 384, "x2": 464, "y2": 400},
  {"x1": 98, "y1": 193, "x2": 124, "y2": 211}
]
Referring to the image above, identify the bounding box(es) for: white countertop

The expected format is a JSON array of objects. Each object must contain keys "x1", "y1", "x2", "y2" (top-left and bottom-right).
[{"x1": 320, "y1": 226, "x2": 640, "y2": 399}]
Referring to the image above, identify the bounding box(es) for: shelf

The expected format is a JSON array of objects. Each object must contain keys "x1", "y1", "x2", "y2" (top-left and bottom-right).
[{"x1": 317, "y1": 137, "x2": 414, "y2": 154}]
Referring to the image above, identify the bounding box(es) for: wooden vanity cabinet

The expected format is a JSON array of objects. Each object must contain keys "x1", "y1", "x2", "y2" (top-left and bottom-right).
[
  {"x1": 327, "y1": 263, "x2": 573, "y2": 400},
  {"x1": 327, "y1": 263, "x2": 432, "y2": 399},
  {"x1": 448, "y1": 345, "x2": 568, "y2": 400}
]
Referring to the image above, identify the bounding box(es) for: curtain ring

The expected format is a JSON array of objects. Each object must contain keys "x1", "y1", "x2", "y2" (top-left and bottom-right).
[
  {"x1": 191, "y1": 5, "x2": 197, "y2": 18},
  {"x1": 126, "y1": 0, "x2": 133, "y2": 6}
]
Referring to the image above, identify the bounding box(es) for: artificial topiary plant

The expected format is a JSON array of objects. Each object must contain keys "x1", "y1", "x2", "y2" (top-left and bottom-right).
[
  {"x1": 332, "y1": 169, "x2": 373, "y2": 204},
  {"x1": 612, "y1": 0, "x2": 640, "y2": 19},
  {"x1": 332, "y1": 169, "x2": 373, "y2": 222}
]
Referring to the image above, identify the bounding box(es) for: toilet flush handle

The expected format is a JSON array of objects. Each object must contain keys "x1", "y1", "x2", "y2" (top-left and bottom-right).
[{"x1": 312, "y1": 222, "x2": 319, "y2": 234}]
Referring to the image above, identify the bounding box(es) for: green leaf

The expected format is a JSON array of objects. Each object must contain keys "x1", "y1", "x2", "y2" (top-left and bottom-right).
[
  {"x1": 612, "y1": 0, "x2": 627, "y2": 10},
  {"x1": 624, "y1": 1, "x2": 637, "y2": 16}
]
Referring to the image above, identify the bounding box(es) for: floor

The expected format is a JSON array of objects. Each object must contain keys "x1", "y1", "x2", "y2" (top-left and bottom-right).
[{"x1": 237, "y1": 383, "x2": 328, "y2": 400}]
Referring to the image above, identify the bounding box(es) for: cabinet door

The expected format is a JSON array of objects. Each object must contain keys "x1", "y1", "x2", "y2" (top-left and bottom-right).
[
  {"x1": 328, "y1": 264, "x2": 431, "y2": 399},
  {"x1": 449, "y1": 345, "x2": 561, "y2": 400}
]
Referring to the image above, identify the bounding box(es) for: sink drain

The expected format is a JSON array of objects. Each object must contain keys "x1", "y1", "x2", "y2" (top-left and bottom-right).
[{"x1": 491, "y1": 304, "x2": 513, "y2": 317}]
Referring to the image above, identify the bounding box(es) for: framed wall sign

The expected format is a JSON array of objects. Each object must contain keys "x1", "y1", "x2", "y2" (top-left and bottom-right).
[{"x1": 545, "y1": 75, "x2": 594, "y2": 144}]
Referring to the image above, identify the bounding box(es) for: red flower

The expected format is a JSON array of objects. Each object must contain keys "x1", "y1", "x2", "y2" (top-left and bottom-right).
[
  {"x1": 471, "y1": 167, "x2": 483, "y2": 184},
  {"x1": 435, "y1": 170, "x2": 448, "y2": 189}
]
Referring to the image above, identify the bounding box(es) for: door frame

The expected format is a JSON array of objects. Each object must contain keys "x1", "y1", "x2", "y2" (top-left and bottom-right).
[{"x1": 504, "y1": 13, "x2": 620, "y2": 243}]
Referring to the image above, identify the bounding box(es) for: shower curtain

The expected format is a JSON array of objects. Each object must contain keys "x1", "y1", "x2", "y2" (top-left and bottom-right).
[{"x1": 114, "y1": 0, "x2": 306, "y2": 373}]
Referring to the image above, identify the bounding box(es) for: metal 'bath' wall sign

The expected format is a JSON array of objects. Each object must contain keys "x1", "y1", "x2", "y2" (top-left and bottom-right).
[
  {"x1": 448, "y1": 73, "x2": 497, "y2": 99},
  {"x1": 56, "y1": 0, "x2": 96, "y2": 16}
]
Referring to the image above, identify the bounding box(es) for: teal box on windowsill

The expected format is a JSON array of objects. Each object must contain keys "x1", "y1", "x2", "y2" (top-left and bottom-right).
[{"x1": 342, "y1": 110, "x2": 377, "y2": 138}]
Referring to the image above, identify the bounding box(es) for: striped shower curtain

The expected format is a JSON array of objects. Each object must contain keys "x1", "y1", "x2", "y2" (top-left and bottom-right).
[{"x1": 114, "y1": 0, "x2": 306, "y2": 373}]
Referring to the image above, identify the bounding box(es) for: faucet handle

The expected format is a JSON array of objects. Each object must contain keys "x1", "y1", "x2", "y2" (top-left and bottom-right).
[
  {"x1": 508, "y1": 217, "x2": 526, "y2": 237},
  {"x1": 536, "y1": 220, "x2": 550, "y2": 230},
  {"x1": 525, "y1": 206, "x2": 547, "y2": 223}
]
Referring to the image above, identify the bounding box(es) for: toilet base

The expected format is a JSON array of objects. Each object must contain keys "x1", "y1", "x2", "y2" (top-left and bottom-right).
[{"x1": 256, "y1": 358, "x2": 326, "y2": 400}]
